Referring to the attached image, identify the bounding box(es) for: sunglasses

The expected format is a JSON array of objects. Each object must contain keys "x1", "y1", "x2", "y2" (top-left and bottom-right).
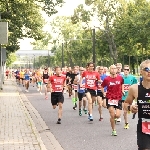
[
  {"x1": 143, "y1": 67, "x2": 150, "y2": 72},
  {"x1": 124, "y1": 69, "x2": 129, "y2": 71}
]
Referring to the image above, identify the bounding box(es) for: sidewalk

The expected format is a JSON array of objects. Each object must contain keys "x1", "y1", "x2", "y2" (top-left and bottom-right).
[{"x1": 0, "y1": 79, "x2": 47, "y2": 150}]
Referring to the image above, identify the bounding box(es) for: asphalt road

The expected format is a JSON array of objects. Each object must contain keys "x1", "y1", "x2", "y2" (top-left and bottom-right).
[{"x1": 19, "y1": 84, "x2": 138, "y2": 150}]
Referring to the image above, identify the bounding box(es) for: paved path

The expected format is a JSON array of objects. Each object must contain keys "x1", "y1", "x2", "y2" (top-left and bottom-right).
[
  {"x1": 0, "y1": 79, "x2": 48, "y2": 150},
  {"x1": 18, "y1": 83, "x2": 139, "y2": 150}
]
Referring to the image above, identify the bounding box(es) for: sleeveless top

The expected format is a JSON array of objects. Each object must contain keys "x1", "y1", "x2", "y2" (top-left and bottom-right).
[
  {"x1": 43, "y1": 72, "x2": 49, "y2": 83},
  {"x1": 43, "y1": 72, "x2": 49, "y2": 79},
  {"x1": 137, "y1": 83, "x2": 150, "y2": 133}
]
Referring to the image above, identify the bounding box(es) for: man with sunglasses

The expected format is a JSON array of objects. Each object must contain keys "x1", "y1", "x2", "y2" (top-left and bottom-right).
[
  {"x1": 122, "y1": 65, "x2": 137, "y2": 129},
  {"x1": 124, "y1": 59, "x2": 150, "y2": 150}
]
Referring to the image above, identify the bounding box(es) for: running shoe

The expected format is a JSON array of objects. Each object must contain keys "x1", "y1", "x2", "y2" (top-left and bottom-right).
[
  {"x1": 124, "y1": 123, "x2": 129, "y2": 129},
  {"x1": 111, "y1": 130, "x2": 117, "y2": 136},
  {"x1": 79, "y1": 109, "x2": 82, "y2": 116},
  {"x1": 89, "y1": 115, "x2": 93, "y2": 121},
  {"x1": 83, "y1": 108, "x2": 87, "y2": 114},
  {"x1": 99, "y1": 117, "x2": 103, "y2": 121},
  {"x1": 57, "y1": 119, "x2": 61, "y2": 124},
  {"x1": 45, "y1": 96, "x2": 48, "y2": 100},
  {"x1": 117, "y1": 118, "x2": 121, "y2": 122}
]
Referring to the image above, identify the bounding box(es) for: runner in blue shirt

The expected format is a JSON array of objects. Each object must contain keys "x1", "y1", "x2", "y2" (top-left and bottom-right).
[
  {"x1": 74, "y1": 68, "x2": 87, "y2": 116},
  {"x1": 24, "y1": 69, "x2": 30, "y2": 92},
  {"x1": 97, "y1": 66, "x2": 107, "y2": 121}
]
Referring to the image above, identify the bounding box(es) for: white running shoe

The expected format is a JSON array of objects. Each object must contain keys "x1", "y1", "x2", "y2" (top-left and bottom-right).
[{"x1": 117, "y1": 118, "x2": 121, "y2": 122}]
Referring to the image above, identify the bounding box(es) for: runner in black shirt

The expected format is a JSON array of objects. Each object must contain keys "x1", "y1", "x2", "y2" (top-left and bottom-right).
[
  {"x1": 66, "y1": 67, "x2": 72, "y2": 97},
  {"x1": 125, "y1": 59, "x2": 150, "y2": 150}
]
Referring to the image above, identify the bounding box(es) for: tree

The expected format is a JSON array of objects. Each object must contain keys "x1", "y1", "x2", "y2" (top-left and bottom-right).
[
  {"x1": 6, "y1": 53, "x2": 17, "y2": 67},
  {"x1": 71, "y1": 0, "x2": 125, "y2": 64},
  {"x1": 0, "y1": 0, "x2": 64, "y2": 55},
  {"x1": 114, "y1": 0, "x2": 150, "y2": 69}
]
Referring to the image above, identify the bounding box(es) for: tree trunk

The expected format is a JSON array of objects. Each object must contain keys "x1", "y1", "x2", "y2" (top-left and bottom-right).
[{"x1": 105, "y1": 17, "x2": 118, "y2": 64}]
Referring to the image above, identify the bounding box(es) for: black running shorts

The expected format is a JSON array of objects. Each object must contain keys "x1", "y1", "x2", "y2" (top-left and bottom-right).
[
  {"x1": 106, "y1": 98, "x2": 122, "y2": 110},
  {"x1": 51, "y1": 92, "x2": 64, "y2": 106},
  {"x1": 137, "y1": 123, "x2": 150, "y2": 150},
  {"x1": 85, "y1": 88, "x2": 96, "y2": 97},
  {"x1": 97, "y1": 90, "x2": 104, "y2": 99},
  {"x1": 78, "y1": 92, "x2": 86, "y2": 101}
]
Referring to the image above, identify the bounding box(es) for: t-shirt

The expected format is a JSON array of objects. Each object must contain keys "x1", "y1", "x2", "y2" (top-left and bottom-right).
[
  {"x1": 15, "y1": 71, "x2": 20, "y2": 77},
  {"x1": 66, "y1": 72, "x2": 71, "y2": 78},
  {"x1": 20, "y1": 72, "x2": 25, "y2": 78},
  {"x1": 6, "y1": 70, "x2": 9, "y2": 75},
  {"x1": 82, "y1": 71, "x2": 100, "y2": 90},
  {"x1": 122, "y1": 74, "x2": 137, "y2": 100},
  {"x1": 78, "y1": 77, "x2": 85, "y2": 93},
  {"x1": 49, "y1": 75, "x2": 66, "y2": 92},
  {"x1": 24, "y1": 73, "x2": 30, "y2": 80},
  {"x1": 69, "y1": 73, "x2": 78, "y2": 84},
  {"x1": 101, "y1": 75, "x2": 124, "y2": 100},
  {"x1": 97, "y1": 74, "x2": 107, "y2": 92}
]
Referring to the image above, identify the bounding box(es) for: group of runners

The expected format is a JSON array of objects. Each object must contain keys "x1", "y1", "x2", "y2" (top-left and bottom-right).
[{"x1": 6, "y1": 59, "x2": 150, "y2": 150}]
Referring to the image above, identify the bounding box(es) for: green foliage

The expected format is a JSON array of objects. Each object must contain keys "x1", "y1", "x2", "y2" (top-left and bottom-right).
[
  {"x1": 32, "y1": 0, "x2": 150, "y2": 72},
  {"x1": 6, "y1": 53, "x2": 17, "y2": 67},
  {"x1": 0, "y1": 0, "x2": 64, "y2": 54}
]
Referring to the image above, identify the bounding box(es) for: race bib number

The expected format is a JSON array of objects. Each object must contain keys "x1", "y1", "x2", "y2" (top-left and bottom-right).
[
  {"x1": 44, "y1": 79, "x2": 48, "y2": 83},
  {"x1": 142, "y1": 119, "x2": 150, "y2": 135},
  {"x1": 108, "y1": 99, "x2": 118, "y2": 106},
  {"x1": 80, "y1": 84, "x2": 85, "y2": 90},
  {"x1": 73, "y1": 85, "x2": 78, "y2": 90},
  {"x1": 97, "y1": 83, "x2": 101, "y2": 90},
  {"x1": 54, "y1": 85, "x2": 62, "y2": 92},
  {"x1": 124, "y1": 84, "x2": 130, "y2": 92},
  {"x1": 87, "y1": 79, "x2": 95, "y2": 87}
]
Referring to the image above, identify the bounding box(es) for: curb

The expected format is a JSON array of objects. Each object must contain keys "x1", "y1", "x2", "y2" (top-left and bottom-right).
[{"x1": 15, "y1": 81, "x2": 64, "y2": 150}]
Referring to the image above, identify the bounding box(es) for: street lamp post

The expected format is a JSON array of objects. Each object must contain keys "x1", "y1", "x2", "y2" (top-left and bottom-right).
[
  {"x1": 33, "y1": 55, "x2": 35, "y2": 69},
  {"x1": 59, "y1": 28, "x2": 97, "y2": 66},
  {"x1": 62, "y1": 42, "x2": 64, "y2": 68},
  {"x1": 92, "y1": 28, "x2": 96, "y2": 65}
]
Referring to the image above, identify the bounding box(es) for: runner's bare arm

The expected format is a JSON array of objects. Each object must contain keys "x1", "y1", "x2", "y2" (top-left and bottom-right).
[
  {"x1": 122, "y1": 84, "x2": 125, "y2": 95},
  {"x1": 101, "y1": 87, "x2": 105, "y2": 97},
  {"x1": 63, "y1": 79, "x2": 66, "y2": 90},
  {"x1": 48, "y1": 78, "x2": 52, "y2": 92},
  {"x1": 73, "y1": 76, "x2": 78, "y2": 84},
  {"x1": 79, "y1": 76, "x2": 83, "y2": 87},
  {"x1": 124, "y1": 84, "x2": 138, "y2": 113}
]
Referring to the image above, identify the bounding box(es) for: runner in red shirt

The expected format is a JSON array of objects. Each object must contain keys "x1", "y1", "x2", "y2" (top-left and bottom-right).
[
  {"x1": 101, "y1": 65, "x2": 124, "y2": 136},
  {"x1": 49, "y1": 66, "x2": 66, "y2": 124},
  {"x1": 80, "y1": 62, "x2": 100, "y2": 121},
  {"x1": 5, "y1": 69, "x2": 9, "y2": 79}
]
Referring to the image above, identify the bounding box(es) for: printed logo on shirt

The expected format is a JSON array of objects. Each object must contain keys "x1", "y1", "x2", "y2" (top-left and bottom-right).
[
  {"x1": 145, "y1": 93, "x2": 150, "y2": 97},
  {"x1": 54, "y1": 78, "x2": 63, "y2": 83},
  {"x1": 109, "y1": 81, "x2": 120, "y2": 86},
  {"x1": 85, "y1": 75, "x2": 96, "y2": 79}
]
